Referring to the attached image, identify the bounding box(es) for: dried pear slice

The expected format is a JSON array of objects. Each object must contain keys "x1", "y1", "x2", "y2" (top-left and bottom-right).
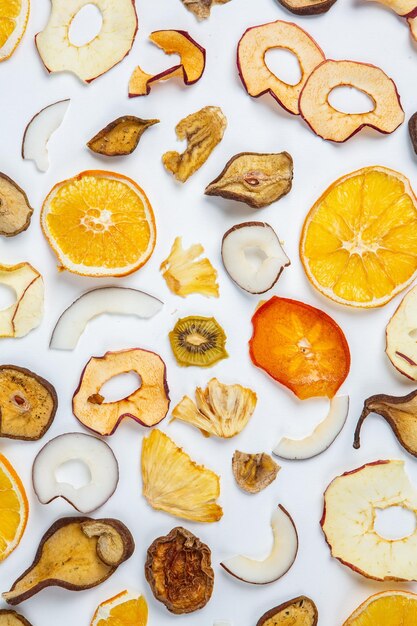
[
  {"x1": 277, "y1": 0, "x2": 337, "y2": 14},
  {"x1": 172, "y1": 378, "x2": 257, "y2": 438},
  {"x1": 180, "y1": 0, "x2": 231, "y2": 19},
  {"x1": 169, "y1": 316, "x2": 228, "y2": 367},
  {"x1": 0, "y1": 263, "x2": 44, "y2": 339},
  {"x1": 163, "y1": 106, "x2": 227, "y2": 182},
  {"x1": 0, "y1": 366, "x2": 57, "y2": 441},
  {"x1": 87, "y1": 116, "x2": 159, "y2": 156},
  {"x1": 257, "y1": 596, "x2": 318, "y2": 626},
  {"x1": 0, "y1": 174, "x2": 33, "y2": 237},
  {"x1": 0, "y1": 610, "x2": 33, "y2": 626},
  {"x1": 205, "y1": 153, "x2": 293, "y2": 209},
  {"x1": 160, "y1": 237, "x2": 219, "y2": 298},
  {"x1": 3, "y1": 517, "x2": 134, "y2": 605},
  {"x1": 232, "y1": 451, "x2": 280, "y2": 494},
  {"x1": 142, "y1": 429, "x2": 223, "y2": 523}
]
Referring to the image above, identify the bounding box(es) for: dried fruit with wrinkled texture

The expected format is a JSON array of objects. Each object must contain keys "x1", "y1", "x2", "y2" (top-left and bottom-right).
[
  {"x1": 0, "y1": 0, "x2": 29, "y2": 62},
  {"x1": 0, "y1": 174, "x2": 33, "y2": 237},
  {"x1": 145, "y1": 527, "x2": 214, "y2": 614},
  {"x1": 386, "y1": 286, "x2": 417, "y2": 379},
  {"x1": 0, "y1": 366, "x2": 57, "y2": 441},
  {"x1": 90, "y1": 590, "x2": 148, "y2": 626},
  {"x1": 0, "y1": 263, "x2": 43, "y2": 339},
  {"x1": 342, "y1": 590, "x2": 417, "y2": 626},
  {"x1": 142, "y1": 429, "x2": 223, "y2": 523},
  {"x1": 87, "y1": 117, "x2": 159, "y2": 156},
  {"x1": 180, "y1": 0, "x2": 230, "y2": 19},
  {"x1": 257, "y1": 596, "x2": 318, "y2": 626},
  {"x1": 250, "y1": 297, "x2": 350, "y2": 400},
  {"x1": 0, "y1": 610, "x2": 33, "y2": 626},
  {"x1": 232, "y1": 451, "x2": 280, "y2": 494},
  {"x1": 169, "y1": 316, "x2": 228, "y2": 367},
  {"x1": 3, "y1": 517, "x2": 134, "y2": 605},
  {"x1": 277, "y1": 0, "x2": 337, "y2": 14},
  {"x1": 163, "y1": 106, "x2": 227, "y2": 182},
  {"x1": 206, "y1": 153, "x2": 293, "y2": 209},
  {"x1": 0, "y1": 454, "x2": 28, "y2": 562},
  {"x1": 160, "y1": 237, "x2": 219, "y2": 298},
  {"x1": 172, "y1": 378, "x2": 257, "y2": 438}
]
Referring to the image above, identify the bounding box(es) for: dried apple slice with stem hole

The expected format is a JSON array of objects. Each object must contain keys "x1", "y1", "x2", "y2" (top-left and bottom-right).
[{"x1": 0, "y1": 263, "x2": 44, "y2": 339}]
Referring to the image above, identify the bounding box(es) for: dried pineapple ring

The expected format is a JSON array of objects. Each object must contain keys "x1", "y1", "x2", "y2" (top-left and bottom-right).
[
  {"x1": 0, "y1": 263, "x2": 44, "y2": 339},
  {"x1": 35, "y1": 0, "x2": 138, "y2": 83}
]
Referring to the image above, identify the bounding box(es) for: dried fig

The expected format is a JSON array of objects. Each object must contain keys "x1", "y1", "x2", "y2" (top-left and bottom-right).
[
  {"x1": 145, "y1": 526, "x2": 214, "y2": 614},
  {"x1": 232, "y1": 451, "x2": 280, "y2": 494},
  {"x1": 0, "y1": 174, "x2": 33, "y2": 237},
  {"x1": 180, "y1": 0, "x2": 230, "y2": 19},
  {"x1": 0, "y1": 611, "x2": 33, "y2": 626},
  {"x1": 257, "y1": 596, "x2": 318, "y2": 626},
  {"x1": 87, "y1": 116, "x2": 159, "y2": 156}
]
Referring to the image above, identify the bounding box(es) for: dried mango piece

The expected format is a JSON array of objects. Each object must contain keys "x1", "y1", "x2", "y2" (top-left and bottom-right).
[
  {"x1": 160, "y1": 237, "x2": 219, "y2": 298},
  {"x1": 87, "y1": 117, "x2": 159, "y2": 156},
  {"x1": 163, "y1": 106, "x2": 227, "y2": 182},
  {"x1": 0, "y1": 263, "x2": 43, "y2": 339},
  {"x1": 232, "y1": 451, "x2": 280, "y2": 494},
  {"x1": 0, "y1": 174, "x2": 33, "y2": 237},
  {"x1": 180, "y1": 0, "x2": 231, "y2": 20},
  {"x1": 141, "y1": 429, "x2": 223, "y2": 522}
]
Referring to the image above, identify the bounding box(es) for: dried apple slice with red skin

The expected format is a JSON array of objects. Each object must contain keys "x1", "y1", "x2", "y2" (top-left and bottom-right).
[
  {"x1": 0, "y1": 263, "x2": 44, "y2": 339},
  {"x1": 73, "y1": 348, "x2": 170, "y2": 436},
  {"x1": 299, "y1": 59, "x2": 404, "y2": 142},
  {"x1": 370, "y1": 0, "x2": 417, "y2": 17},
  {"x1": 277, "y1": 0, "x2": 337, "y2": 15},
  {"x1": 237, "y1": 21, "x2": 325, "y2": 116}
]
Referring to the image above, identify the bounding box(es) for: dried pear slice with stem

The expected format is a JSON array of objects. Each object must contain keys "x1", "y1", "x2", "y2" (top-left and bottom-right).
[
  {"x1": 257, "y1": 596, "x2": 318, "y2": 626},
  {"x1": 3, "y1": 517, "x2": 134, "y2": 605},
  {"x1": 0, "y1": 174, "x2": 33, "y2": 237},
  {"x1": 87, "y1": 116, "x2": 159, "y2": 156},
  {"x1": 169, "y1": 316, "x2": 228, "y2": 367},
  {"x1": 161, "y1": 237, "x2": 219, "y2": 298},
  {"x1": 205, "y1": 153, "x2": 293, "y2": 209},
  {"x1": 232, "y1": 451, "x2": 280, "y2": 494},
  {"x1": 141, "y1": 429, "x2": 223, "y2": 523},
  {"x1": 180, "y1": 0, "x2": 231, "y2": 19},
  {"x1": 0, "y1": 263, "x2": 44, "y2": 339},
  {"x1": 0, "y1": 610, "x2": 33, "y2": 626}
]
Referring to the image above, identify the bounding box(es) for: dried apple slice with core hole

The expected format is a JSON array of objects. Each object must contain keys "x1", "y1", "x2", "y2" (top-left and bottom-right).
[
  {"x1": 299, "y1": 60, "x2": 404, "y2": 142},
  {"x1": 237, "y1": 21, "x2": 325, "y2": 115},
  {"x1": 22, "y1": 100, "x2": 70, "y2": 172},
  {"x1": 386, "y1": 286, "x2": 417, "y2": 380},
  {"x1": 0, "y1": 263, "x2": 43, "y2": 338}
]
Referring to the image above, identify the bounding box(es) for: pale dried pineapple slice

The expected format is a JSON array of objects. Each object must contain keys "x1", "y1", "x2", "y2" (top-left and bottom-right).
[
  {"x1": 160, "y1": 237, "x2": 219, "y2": 298},
  {"x1": 172, "y1": 378, "x2": 257, "y2": 438},
  {"x1": 141, "y1": 429, "x2": 223, "y2": 523}
]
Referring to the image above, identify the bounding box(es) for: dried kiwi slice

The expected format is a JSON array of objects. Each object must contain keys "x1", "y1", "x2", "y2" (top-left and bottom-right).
[{"x1": 169, "y1": 316, "x2": 228, "y2": 367}]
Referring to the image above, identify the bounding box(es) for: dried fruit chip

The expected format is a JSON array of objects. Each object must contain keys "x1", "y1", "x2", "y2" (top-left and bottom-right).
[
  {"x1": 0, "y1": 0, "x2": 29, "y2": 62},
  {"x1": 0, "y1": 365, "x2": 57, "y2": 441},
  {"x1": 172, "y1": 378, "x2": 257, "y2": 438},
  {"x1": 180, "y1": 0, "x2": 230, "y2": 19},
  {"x1": 142, "y1": 429, "x2": 223, "y2": 523},
  {"x1": 0, "y1": 454, "x2": 28, "y2": 563},
  {"x1": 160, "y1": 237, "x2": 219, "y2": 298},
  {"x1": 87, "y1": 117, "x2": 159, "y2": 156},
  {"x1": 257, "y1": 596, "x2": 318, "y2": 626},
  {"x1": 409, "y1": 17, "x2": 417, "y2": 40},
  {"x1": 206, "y1": 152, "x2": 293, "y2": 209},
  {"x1": 169, "y1": 316, "x2": 228, "y2": 367},
  {"x1": 277, "y1": 0, "x2": 337, "y2": 14},
  {"x1": 0, "y1": 610, "x2": 33, "y2": 626},
  {"x1": 22, "y1": 100, "x2": 70, "y2": 173},
  {"x1": 90, "y1": 590, "x2": 148, "y2": 626},
  {"x1": 386, "y1": 286, "x2": 417, "y2": 379},
  {"x1": 145, "y1": 526, "x2": 214, "y2": 613},
  {"x1": 249, "y1": 297, "x2": 350, "y2": 400},
  {"x1": 0, "y1": 174, "x2": 33, "y2": 237},
  {"x1": 163, "y1": 106, "x2": 227, "y2": 182},
  {"x1": 369, "y1": 0, "x2": 417, "y2": 16},
  {"x1": 409, "y1": 112, "x2": 417, "y2": 155},
  {"x1": 232, "y1": 451, "x2": 280, "y2": 494},
  {"x1": 342, "y1": 590, "x2": 417, "y2": 626},
  {"x1": 0, "y1": 263, "x2": 44, "y2": 339}
]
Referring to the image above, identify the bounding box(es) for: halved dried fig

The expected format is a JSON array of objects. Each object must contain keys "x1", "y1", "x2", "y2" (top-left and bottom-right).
[
  {"x1": 160, "y1": 237, "x2": 219, "y2": 298},
  {"x1": 232, "y1": 451, "x2": 280, "y2": 494},
  {"x1": 145, "y1": 526, "x2": 214, "y2": 614},
  {"x1": 277, "y1": 0, "x2": 337, "y2": 14},
  {"x1": 0, "y1": 610, "x2": 33, "y2": 626},
  {"x1": 180, "y1": 0, "x2": 230, "y2": 19},
  {"x1": 257, "y1": 596, "x2": 318, "y2": 626},
  {"x1": 87, "y1": 116, "x2": 159, "y2": 156},
  {"x1": 0, "y1": 174, "x2": 33, "y2": 237},
  {"x1": 0, "y1": 366, "x2": 57, "y2": 441},
  {"x1": 3, "y1": 517, "x2": 134, "y2": 605},
  {"x1": 0, "y1": 263, "x2": 44, "y2": 339},
  {"x1": 163, "y1": 106, "x2": 227, "y2": 182}
]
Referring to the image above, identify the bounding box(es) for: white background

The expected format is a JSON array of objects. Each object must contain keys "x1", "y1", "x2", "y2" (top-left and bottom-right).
[{"x1": 2, "y1": 0, "x2": 417, "y2": 624}]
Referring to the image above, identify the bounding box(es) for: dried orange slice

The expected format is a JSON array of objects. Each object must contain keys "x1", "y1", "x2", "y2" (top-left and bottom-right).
[
  {"x1": 343, "y1": 590, "x2": 417, "y2": 625},
  {"x1": 41, "y1": 170, "x2": 156, "y2": 277},
  {"x1": 0, "y1": 453, "x2": 28, "y2": 561},
  {"x1": 91, "y1": 590, "x2": 148, "y2": 626},
  {"x1": 249, "y1": 297, "x2": 350, "y2": 400},
  {"x1": 0, "y1": 0, "x2": 29, "y2": 62},
  {"x1": 300, "y1": 166, "x2": 417, "y2": 308}
]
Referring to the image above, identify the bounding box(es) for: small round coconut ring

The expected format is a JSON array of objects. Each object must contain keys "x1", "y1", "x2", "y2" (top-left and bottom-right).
[{"x1": 35, "y1": 0, "x2": 138, "y2": 83}]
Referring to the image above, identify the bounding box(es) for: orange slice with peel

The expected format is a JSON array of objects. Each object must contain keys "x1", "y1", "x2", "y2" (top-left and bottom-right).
[
  {"x1": 343, "y1": 590, "x2": 417, "y2": 625},
  {"x1": 300, "y1": 166, "x2": 417, "y2": 308},
  {"x1": 41, "y1": 170, "x2": 156, "y2": 277},
  {"x1": 249, "y1": 297, "x2": 350, "y2": 400},
  {"x1": 91, "y1": 590, "x2": 148, "y2": 626},
  {"x1": 0, "y1": 453, "x2": 28, "y2": 561},
  {"x1": 0, "y1": 0, "x2": 29, "y2": 62}
]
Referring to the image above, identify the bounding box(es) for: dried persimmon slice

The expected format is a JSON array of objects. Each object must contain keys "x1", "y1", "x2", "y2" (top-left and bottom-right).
[{"x1": 249, "y1": 297, "x2": 350, "y2": 400}]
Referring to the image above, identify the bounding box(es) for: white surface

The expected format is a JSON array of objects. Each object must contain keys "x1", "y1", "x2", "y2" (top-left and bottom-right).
[{"x1": 1, "y1": 0, "x2": 417, "y2": 625}]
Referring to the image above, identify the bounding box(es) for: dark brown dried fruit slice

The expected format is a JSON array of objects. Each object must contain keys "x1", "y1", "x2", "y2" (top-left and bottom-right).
[
  {"x1": 232, "y1": 451, "x2": 280, "y2": 494},
  {"x1": 3, "y1": 517, "x2": 134, "y2": 605},
  {"x1": 180, "y1": 0, "x2": 230, "y2": 19},
  {"x1": 0, "y1": 366, "x2": 57, "y2": 441},
  {"x1": 0, "y1": 174, "x2": 33, "y2": 237},
  {"x1": 277, "y1": 0, "x2": 337, "y2": 15},
  {"x1": 206, "y1": 152, "x2": 293, "y2": 209},
  {"x1": 409, "y1": 112, "x2": 417, "y2": 155},
  {"x1": 0, "y1": 610, "x2": 33, "y2": 626},
  {"x1": 257, "y1": 596, "x2": 318, "y2": 626},
  {"x1": 87, "y1": 116, "x2": 159, "y2": 156},
  {"x1": 145, "y1": 526, "x2": 214, "y2": 614}
]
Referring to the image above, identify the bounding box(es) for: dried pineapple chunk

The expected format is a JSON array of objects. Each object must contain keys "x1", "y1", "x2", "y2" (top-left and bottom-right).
[
  {"x1": 172, "y1": 378, "x2": 257, "y2": 438},
  {"x1": 160, "y1": 237, "x2": 219, "y2": 297},
  {"x1": 141, "y1": 429, "x2": 223, "y2": 523}
]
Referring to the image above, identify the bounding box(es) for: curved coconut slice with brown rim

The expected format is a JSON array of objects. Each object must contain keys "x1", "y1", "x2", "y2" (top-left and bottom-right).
[
  {"x1": 0, "y1": 174, "x2": 33, "y2": 237},
  {"x1": 0, "y1": 263, "x2": 43, "y2": 339},
  {"x1": 277, "y1": 0, "x2": 337, "y2": 14},
  {"x1": 22, "y1": 100, "x2": 70, "y2": 172},
  {"x1": 299, "y1": 60, "x2": 404, "y2": 142}
]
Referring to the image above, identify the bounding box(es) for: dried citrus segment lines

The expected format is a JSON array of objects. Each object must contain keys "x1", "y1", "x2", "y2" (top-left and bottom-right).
[
  {"x1": 91, "y1": 590, "x2": 148, "y2": 626},
  {"x1": 0, "y1": 0, "x2": 29, "y2": 61},
  {"x1": 343, "y1": 590, "x2": 417, "y2": 626},
  {"x1": 300, "y1": 167, "x2": 417, "y2": 307},
  {"x1": 0, "y1": 454, "x2": 28, "y2": 562}
]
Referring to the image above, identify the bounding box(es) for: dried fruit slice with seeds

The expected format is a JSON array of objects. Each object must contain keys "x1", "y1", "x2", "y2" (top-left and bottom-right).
[
  {"x1": 87, "y1": 117, "x2": 159, "y2": 156},
  {"x1": 0, "y1": 454, "x2": 28, "y2": 562},
  {"x1": 91, "y1": 590, "x2": 148, "y2": 626},
  {"x1": 0, "y1": 0, "x2": 29, "y2": 62},
  {"x1": 169, "y1": 316, "x2": 228, "y2": 367},
  {"x1": 343, "y1": 590, "x2": 417, "y2": 626},
  {"x1": 160, "y1": 237, "x2": 219, "y2": 298},
  {"x1": 0, "y1": 173, "x2": 33, "y2": 237},
  {"x1": 232, "y1": 451, "x2": 280, "y2": 494},
  {"x1": 257, "y1": 596, "x2": 318, "y2": 626}
]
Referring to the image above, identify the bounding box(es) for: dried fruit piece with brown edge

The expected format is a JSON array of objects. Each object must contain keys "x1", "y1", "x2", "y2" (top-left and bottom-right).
[
  {"x1": 0, "y1": 263, "x2": 44, "y2": 339},
  {"x1": 278, "y1": 0, "x2": 337, "y2": 14},
  {"x1": 233, "y1": 451, "x2": 280, "y2": 494},
  {"x1": 206, "y1": 153, "x2": 293, "y2": 209},
  {"x1": 73, "y1": 349, "x2": 169, "y2": 436},
  {"x1": 257, "y1": 596, "x2": 318, "y2": 626},
  {"x1": 180, "y1": 0, "x2": 230, "y2": 19},
  {"x1": 0, "y1": 610, "x2": 33, "y2": 626},
  {"x1": 163, "y1": 106, "x2": 227, "y2": 182},
  {"x1": 169, "y1": 316, "x2": 228, "y2": 367},
  {"x1": 3, "y1": 517, "x2": 134, "y2": 605},
  {"x1": 409, "y1": 112, "x2": 417, "y2": 155},
  {"x1": 172, "y1": 378, "x2": 257, "y2": 438},
  {"x1": 0, "y1": 174, "x2": 33, "y2": 237},
  {"x1": 142, "y1": 429, "x2": 223, "y2": 522},
  {"x1": 87, "y1": 116, "x2": 159, "y2": 156},
  {"x1": 0, "y1": 366, "x2": 57, "y2": 441},
  {"x1": 409, "y1": 17, "x2": 417, "y2": 40},
  {"x1": 160, "y1": 237, "x2": 219, "y2": 298},
  {"x1": 145, "y1": 526, "x2": 214, "y2": 614},
  {"x1": 354, "y1": 390, "x2": 417, "y2": 458}
]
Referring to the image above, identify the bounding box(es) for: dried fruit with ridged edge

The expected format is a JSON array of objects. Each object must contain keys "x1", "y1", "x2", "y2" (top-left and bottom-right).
[
  {"x1": 87, "y1": 117, "x2": 159, "y2": 156},
  {"x1": 169, "y1": 316, "x2": 228, "y2": 367},
  {"x1": 0, "y1": 610, "x2": 33, "y2": 626},
  {"x1": 145, "y1": 526, "x2": 214, "y2": 614},
  {"x1": 180, "y1": 0, "x2": 230, "y2": 19},
  {"x1": 0, "y1": 454, "x2": 28, "y2": 562},
  {"x1": 90, "y1": 590, "x2": 148, "y2": 626},
  {"x1": 342, "y1": 590, "x2": 417, "y2": 626},
  {"x1": 0, "y1": 174, "x2": 33, "y2": 237},
  {"x1": 277, "y1": 0, "x2": 337, "y2": 15},
  {"x1": 257, "y1": 596, "x2": 318, "y2": 626},
  {"x1": 160, "y1": 237, "x2": 219, "y2": 298},
  {"x1": 232, "y1": 451, "x2": 280, "y2": 494}
]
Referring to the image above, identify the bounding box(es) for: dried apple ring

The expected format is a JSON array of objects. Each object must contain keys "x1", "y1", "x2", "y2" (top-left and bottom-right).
[
  {"x1": 35, "y1": 0, "x2": 138, "y2": 83},
  {"x1": 0, "y1": 263, "x2": 43, "y2": 339},
  {"x1": 299, "y1": 60, "x2": 404, "y2": 142},
  {"x1": 237, "y1": 21, "x2": 325, "y2": 115}
]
